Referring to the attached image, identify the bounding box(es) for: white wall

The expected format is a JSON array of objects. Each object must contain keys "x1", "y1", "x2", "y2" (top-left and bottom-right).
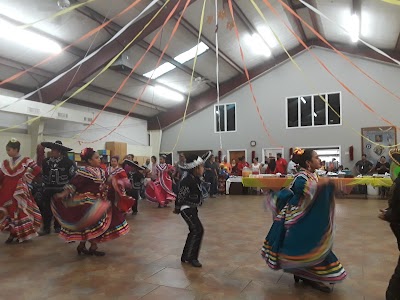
[
  {"x1": 0, "y1": 96, "x2": 152, "y2": 160},
  {"x1": 161, "y1": 47, "x2": 400, "y2": 168}
]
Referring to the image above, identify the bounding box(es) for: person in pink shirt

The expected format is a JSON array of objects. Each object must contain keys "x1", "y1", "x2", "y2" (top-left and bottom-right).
[{"x1": 275, "y1": 153, "x2": 288, "y2": 175}]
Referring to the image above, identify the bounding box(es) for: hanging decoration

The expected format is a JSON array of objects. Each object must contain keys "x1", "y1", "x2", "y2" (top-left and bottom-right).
[
  {"x1": 253, "y1": 0, "x2": 400, "y2": 148},
  {"x1": 0, "y1": 0, "x2": 145, "y2": 104},
  {"x1": 226, "y1": 20, "x2": 234, "y2": 31},
  {"x1": 75, "y1": 0, "x2": 187, "y2": 140},
  {"x1": 227, "y1": 0, "x2": 281, "y2": 148},
  {"x1": 170, "y1": 0, "x2": 208, "y2": 152}
]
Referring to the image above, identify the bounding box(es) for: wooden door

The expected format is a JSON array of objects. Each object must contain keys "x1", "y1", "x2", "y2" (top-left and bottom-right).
[{"x1": 228, "y1": 150, "x2": 245, "y2": 164}]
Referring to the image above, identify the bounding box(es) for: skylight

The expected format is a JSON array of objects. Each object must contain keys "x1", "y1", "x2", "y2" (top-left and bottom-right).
[
  {"x1": 256, "y1": 26, "x2": 278, "y2": 48},
  {"x1": 142, "y1": 42, "x2": 209, "y2": 79},
  {"x1": 143, "y1": 62, "x2": 176, "y2": 79},
  {"x1": 0, "y1": 18, "x2": 62, "y2": 54},
  {"x1": 174, "y1": 42, "x2": 209, "y2": 64},
  {"x1": 250, "y1": 33, "x2": 272, "y2": 57},
  {"x1": 154, "y1": 85, "x2": 184, "y2": 102}
]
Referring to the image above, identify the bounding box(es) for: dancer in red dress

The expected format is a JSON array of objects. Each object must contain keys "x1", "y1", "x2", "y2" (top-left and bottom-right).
[
  {"x1": 106, "y1": 156, "x2": 135, "y2": 215},
  {"x1": 51, "y1": 148, "x2": 129, "y2": 256},
  {"x1": 0, "y1": 138, "x2": 42, "y2": 243},
  {"x1": 145, "y1": 154, "x2": 176, "y2": 207}
]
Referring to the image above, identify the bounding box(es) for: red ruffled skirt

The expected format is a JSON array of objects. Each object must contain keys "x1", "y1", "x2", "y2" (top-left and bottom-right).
[
  {"x1": 51, "y1": 192, "x2": 129, "y2": 243},
  {"x1": 145, "y1": 181, "x2": 176, "y2": 206},
  {"x1": 0, "y1": 179, "x2": 42, "y2": 242}
]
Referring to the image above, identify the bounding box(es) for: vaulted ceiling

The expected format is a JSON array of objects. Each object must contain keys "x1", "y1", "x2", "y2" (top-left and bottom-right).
[{"x1": 0, "y1": 0, "x2": 399, "y2": 128}]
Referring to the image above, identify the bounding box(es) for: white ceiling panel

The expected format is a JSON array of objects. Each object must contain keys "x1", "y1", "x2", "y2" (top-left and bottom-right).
[
  {"x1": 65, "y1": 88, "x2": 159, "y2": 117},
  {"x1": 361, "y1": 0, "x2": 400, "y2": 49},
  {"x1": 184, "y1": 50, "x2": 239, "y2": 83},
  {"x1": 86, "y1": 0, "x2": 156, "y2": 28},
  {"x1": 316, "y1": 0, "x2": 353, "y2": 44},
  {"x1": 144, "y1": 20, "x2": 200, "y2": 59},
  {"x1": 117, "y1": 44, "x2": 169, "y2": 75},
  {"x1": 0, "y1": 0, "x2": 110, "y2": 51},
  {"x1": 0, "y1": 65, "x2": 48, "y2": 89},
  {"x1": 155, "y1": 68, "x2": 211, "y2": 96}
]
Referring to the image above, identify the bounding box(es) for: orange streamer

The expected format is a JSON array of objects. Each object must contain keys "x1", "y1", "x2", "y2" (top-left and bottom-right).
[
  {"x1": 227, "y1": 0, "x2": 280, "y2": 147},
  {"x1": 263, "y1": 0, "x2": 400, "y2": 130},
  {"x1": 0, "y1": 0, "x2": 142, "y2": 87},
  {"x1": 275, "y1": 0, "x2": 400, "y2": 103},
  {"x1": 78, "y1": 0, "x2": 184, "y2": 136},
  {"x1": 78, "y1": 0, "x2": 191, "y2": 144}
]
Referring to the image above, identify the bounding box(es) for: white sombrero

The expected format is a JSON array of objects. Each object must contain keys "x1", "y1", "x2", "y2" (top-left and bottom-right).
[{"x1": 179, "y1": 151, "x2": 212, "y2": 170}]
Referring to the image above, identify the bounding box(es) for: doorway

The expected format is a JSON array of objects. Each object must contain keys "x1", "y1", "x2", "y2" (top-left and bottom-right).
[
  {"x1": 227, "y1": 149, "x2": 247, "y2": 164},
  {"x1": 262, "y1": 148, "x2": 284, "y2": 164}
]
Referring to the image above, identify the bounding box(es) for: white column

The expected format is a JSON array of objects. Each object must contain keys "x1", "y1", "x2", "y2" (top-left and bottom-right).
[
  {"x1": 149, "y1": 130, "x2": 162, "y2": 158},
  {"x1": 28, "y1": 118, "x2": 45, "y2": 159}
]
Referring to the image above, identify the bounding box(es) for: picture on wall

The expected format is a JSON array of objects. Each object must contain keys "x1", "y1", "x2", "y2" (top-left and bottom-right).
[{"x1": 361, "y1": 127, "x2": 396, "y2": 163}]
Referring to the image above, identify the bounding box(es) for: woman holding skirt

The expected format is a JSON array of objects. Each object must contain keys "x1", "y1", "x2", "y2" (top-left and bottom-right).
[
  {"x1": 261, "y1": 148, "x2": 346, "y2": 293},
  {"x1": 0, "y1": 138, "x2": 42, "y2": 243},
  {"x1": 52, "y1": 148, "x2": 129, "y2": 256}
]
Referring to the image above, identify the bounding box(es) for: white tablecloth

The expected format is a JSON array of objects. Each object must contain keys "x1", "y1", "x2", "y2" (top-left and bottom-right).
[{"x1": 226, "y1": 176, "x2": 243, "y2": 194}]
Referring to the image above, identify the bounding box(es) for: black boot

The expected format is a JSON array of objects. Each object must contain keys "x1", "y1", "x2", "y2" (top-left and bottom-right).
[{"x1": 39, "y1": 229, "x2": 51, "y2": 236}]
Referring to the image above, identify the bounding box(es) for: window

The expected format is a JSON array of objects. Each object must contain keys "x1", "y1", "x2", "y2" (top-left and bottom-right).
[
  {"x1": 215, "y1": 103, "x2": 236, "y2": 132},
  {"x1": 286, "y1": 92, "x2": 341, "y2": 128}
]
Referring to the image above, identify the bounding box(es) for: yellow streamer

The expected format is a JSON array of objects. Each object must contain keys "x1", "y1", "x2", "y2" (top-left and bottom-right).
[
  {"x1": 0, "y1": 1, "x2": 168, "y2": 133},
  {"x1": 170, "y1": 0, "x2": 208, "y2": 152},
  {"x1": 18, "y1": 0, "x2": 98, "y2": 29},
  {"x1": 382, "y1": 0, "x2": 400, "y2": 5},
  {"x1": 250, "y1": 0, "x2": 400, "y2": 149}
]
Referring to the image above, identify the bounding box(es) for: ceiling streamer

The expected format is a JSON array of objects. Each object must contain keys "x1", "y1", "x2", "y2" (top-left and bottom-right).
[
  {"x1": 170, "y1": 0, "x2": 208, "y2": 153},
  {"x1": 253, "y1": 0, "x2": 400, "y2": 148},
  {"x1": 276, "y1": 0, "x2": 400, "y2": 104},
  {"x1": 75, "y1": 0, "x2": 190, "y2": 142},
  {"x1": 17, "y1": 0, "x2": 98, "y2": 29},
  {"x1": 298, "y1": 0, "x2": 400, "y2": 66},
  {"x1": 0, "y1": 0, "x2": 144, "y2": 94},
  {"x1": 227, "y1": 0, "x2": 281, "y2": 148},
  {"x1": 0, "y1": 0, "x2": 164, "y2": 132}
]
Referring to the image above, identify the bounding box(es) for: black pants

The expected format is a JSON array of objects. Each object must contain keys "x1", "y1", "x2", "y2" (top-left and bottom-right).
[
  {"x1": 128, "y1": 189, "x2": 139, "y2": 213},
  {"x1": 41, "y1": 189, "x2": 61, "y2": 231},
  {"x1": 204, "y1": 174, "x2": 217, "y2": 196},
  {"x1": 181, "y1": 207, "x2": 204, "y2": 261},
  {"x1": 387, "y1": 223, "x2": 400, "y2": 300}
]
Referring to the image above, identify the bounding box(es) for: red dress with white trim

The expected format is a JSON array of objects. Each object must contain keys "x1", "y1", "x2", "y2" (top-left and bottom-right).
[
  {"x1": 145, "y1": 163, "x2": 176, "y2": 206},
  {"x1": 0, "y1": 156, "x2": 42, "y2": 242},
  {"x1": 106, "y1": 166, "x2": 135, "y2": 214},
  {"x1": 51, "y1": 166, "x2": 129, "y2": 243}
]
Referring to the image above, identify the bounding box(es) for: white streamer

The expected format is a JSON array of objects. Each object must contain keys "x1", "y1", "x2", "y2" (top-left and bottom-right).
[
  {"x1": 0, "y1": 0, "x2": 160, "y2": 110},
  {"x1": 299, "y1": 0, "x2": 400, "y2": 66},
  {"x1": 215, "y1": 0, "x2": 223, "y2": 150}
]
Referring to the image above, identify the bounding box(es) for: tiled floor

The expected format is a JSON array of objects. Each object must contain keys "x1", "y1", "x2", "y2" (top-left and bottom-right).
[{"x1": 0, "y1": 195, "x2": 397, "y2": 299}]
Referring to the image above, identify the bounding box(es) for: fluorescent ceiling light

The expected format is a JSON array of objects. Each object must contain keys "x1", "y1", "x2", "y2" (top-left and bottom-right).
[
  {"x1": 300, "y1": 97, "x2": 306, "y2": 104},
  {"x1": 249, "y1": 33, "x2": 272, "y2": 57},
  {"x1": 143, "y1": 62, "x2": 176, "y2": 79},
  {"x1": 256, "y1": 26, "x2": 278, "y2": 48},
  {"x1": 154, "y1": 85, "x2": 184, "y2": 102},
  {"x1": 174, "y1": 42, "x2": 209, "y2": 64},
  {"x1": 0, "y1": 18, "x2": 62, "y2": 54},
  {"x1": 347, "y1": 13, "x2": 359, "y2": 43}
]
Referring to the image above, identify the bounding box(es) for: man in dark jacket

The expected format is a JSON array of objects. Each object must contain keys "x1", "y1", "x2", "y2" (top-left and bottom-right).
[
  {"x1": 40, "y1": 141, "x2": 75, "y2": 235},
  {"x1": 379, "y1": 149, "x2": 400, "y2": 300}
]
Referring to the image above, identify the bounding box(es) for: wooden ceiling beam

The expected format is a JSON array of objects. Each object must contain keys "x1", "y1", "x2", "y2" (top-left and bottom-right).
[
  {"x1": 280, "y1": 0, "x2": 307, "y2": 42},
  {"x1": 148, "y1": 44, "x2": 306, "y2": 130},
  {"x1": 27, "y1": 0, "x2": 195, "y2": 104}
]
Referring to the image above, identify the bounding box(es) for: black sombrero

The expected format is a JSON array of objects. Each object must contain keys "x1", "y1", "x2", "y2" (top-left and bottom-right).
[
  {"x1": 389, "y1": 148, "x2": 400, "y2": 166},
  {"x1": 122, "y1": 159, "x2": 145, "y2": 170},
  {"x1": 179, "y1": 151, "x2": 212, "y2": 170},
  {"x1": 41, "y1": 140, "x2": 73, "y2": 152}
]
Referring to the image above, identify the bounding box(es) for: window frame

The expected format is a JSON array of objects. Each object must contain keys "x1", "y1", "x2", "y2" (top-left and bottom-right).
[
  {"x1": 214, "y1": 102, "x2": 237, "y2": 133},
  {"x1": 285, "y1": 91, "x2": 342, "y2": 129}
]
